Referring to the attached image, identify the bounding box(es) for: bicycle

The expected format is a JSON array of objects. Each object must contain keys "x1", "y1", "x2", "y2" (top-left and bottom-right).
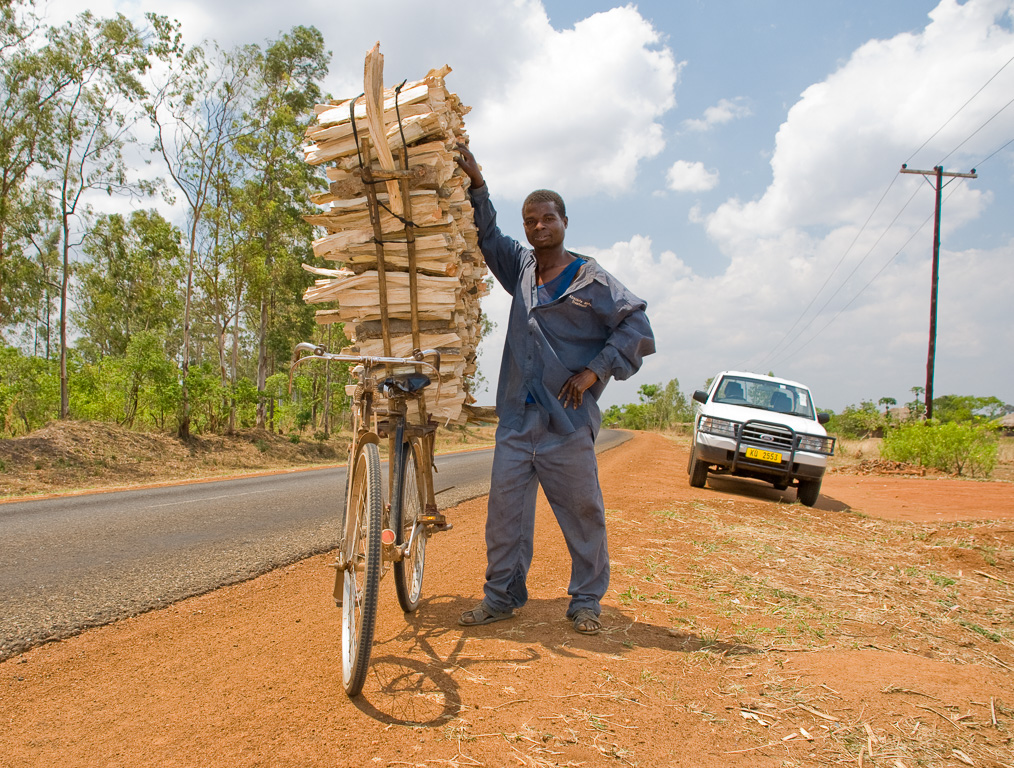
[{"x1": 290, "y1": 342, "x2": 449, "y2": 696}]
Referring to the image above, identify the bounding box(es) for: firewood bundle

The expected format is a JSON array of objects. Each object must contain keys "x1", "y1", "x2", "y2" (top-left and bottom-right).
[{"x1": 301, "y1": 45, "x2": 488, "y2": 425}]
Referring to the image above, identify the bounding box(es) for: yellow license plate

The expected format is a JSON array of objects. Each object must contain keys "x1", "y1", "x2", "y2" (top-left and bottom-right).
[{"x1": 745, "y1": 447, "x2": 783, "y2": 464}]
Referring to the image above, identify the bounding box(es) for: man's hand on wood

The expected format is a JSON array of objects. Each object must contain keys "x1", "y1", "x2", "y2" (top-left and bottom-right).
[
  {"x1": 558, "y1": 369, "x2": 598, "y2": 409},
  {"x1": 454, "y1": 142, "x2": 485, "y2": 189}
]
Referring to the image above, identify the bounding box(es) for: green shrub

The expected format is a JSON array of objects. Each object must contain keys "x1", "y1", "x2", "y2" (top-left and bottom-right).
[
  {"x1": 0, "y1": 345, "x2": 60, "y2": 436},
  {"x1": 826, "y1": 401, "x2": 885, "y2": 439},
  {"x1": 881, "y1": 421, "x2": 999, "y2": 477}
]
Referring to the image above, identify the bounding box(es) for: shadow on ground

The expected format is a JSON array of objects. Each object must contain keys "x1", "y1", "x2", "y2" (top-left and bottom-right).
[{"x1": 351, "y1": 593, "x2": 763, "y2": 725}]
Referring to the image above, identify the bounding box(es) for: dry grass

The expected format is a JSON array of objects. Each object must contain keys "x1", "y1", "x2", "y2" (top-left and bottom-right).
[
  {"x1": 831, "y1": 436, "x2": 884, "y2": 467},
  {"x1": 0, "y1": 419, "x2": 497, "y2": 499},
  {"x1": 605, "y1": 479, "x2": 1014, "y2": 766}
]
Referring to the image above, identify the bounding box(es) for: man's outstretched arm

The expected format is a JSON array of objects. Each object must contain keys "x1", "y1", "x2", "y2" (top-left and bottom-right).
[{"x1": 456, "y1": 142, "x2": 529, "y2": 293}]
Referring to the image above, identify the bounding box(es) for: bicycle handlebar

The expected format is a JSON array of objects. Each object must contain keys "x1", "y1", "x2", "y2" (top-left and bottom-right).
[{"x1": 288, "y1": 342, "x2": 442, "y2": 403}]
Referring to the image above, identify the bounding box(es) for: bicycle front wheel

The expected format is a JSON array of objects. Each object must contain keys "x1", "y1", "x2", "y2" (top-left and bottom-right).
[
  {"x1": 393, "y1": 440, "x2": 427, "y2": 613},
  {"x1": 341, "y1": 441, "x2": 382, "y2": 696}
]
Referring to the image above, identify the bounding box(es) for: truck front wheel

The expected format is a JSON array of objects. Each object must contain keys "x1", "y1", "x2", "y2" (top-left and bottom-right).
[
  {"x1": 689, "y1": 449, "x2": 709, "y2": 488},
  {"x1": 797, "y1": 478, "x2": 821, "y2": 507}
]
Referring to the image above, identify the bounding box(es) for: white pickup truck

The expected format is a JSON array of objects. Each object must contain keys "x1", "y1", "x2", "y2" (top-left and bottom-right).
[{"x1": 688, "y1": 371, "x2": 835, "y2": 506}]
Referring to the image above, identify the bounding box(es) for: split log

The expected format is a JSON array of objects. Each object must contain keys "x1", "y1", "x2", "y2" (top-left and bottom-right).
[{"x1": 363, "y1": 43, "x2": 404, "y2": 215}]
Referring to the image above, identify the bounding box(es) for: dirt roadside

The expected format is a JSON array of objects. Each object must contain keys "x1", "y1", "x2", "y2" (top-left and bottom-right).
[{"x1": 2, "y1": 431, "x2": 1013, "y2": 767}]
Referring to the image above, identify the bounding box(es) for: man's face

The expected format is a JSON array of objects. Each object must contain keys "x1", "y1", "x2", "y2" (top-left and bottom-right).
[{"x1": 522, "y1": 201, "x2": 568, "y2": 251}]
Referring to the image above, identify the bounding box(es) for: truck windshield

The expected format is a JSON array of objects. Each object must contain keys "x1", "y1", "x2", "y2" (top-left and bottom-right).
[{"x1": 713, "y1": 376, "x2": 816, "y2": 420}]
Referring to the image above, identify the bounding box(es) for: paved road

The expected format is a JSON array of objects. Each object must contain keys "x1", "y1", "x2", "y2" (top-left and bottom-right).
[{"x1": 0, "y1": 429, "x2": 629, "y2": 659}]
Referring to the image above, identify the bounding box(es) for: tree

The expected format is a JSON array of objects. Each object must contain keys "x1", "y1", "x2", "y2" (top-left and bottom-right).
[
  {"x1": 637, "y1": 379, "x2": 691, "y2": 430},
  {"x1": 878, "y1": 396, "x2": 897, "y2": 417},
  {"x1": 930, "y1": 395, "x2": 1007, "y2": 424},
  {"x1": 906, "y1": 386, "x2": 926, "y2": 421},
  {"x1": 20, "y1": 221, "x2": 60, "y2": 357},
  {"x1": 41, "y1": 11, "x2": 160, "y2": 418},
  {"x1": 147, "y1": 38, "x2": 250, "y2": 438},
  {"x1": 74, "y1": 210, "x2": 184, "y2": 361},
  {"x1": 232, "y1": 26, "x2": 328, "y2": 429},
  {"x1": 202, "y1": 163, "x2": 253, "y2": 434},
  {"x1": 0, "y1": 1, "x2": 66, "y2": 330},
  {"x1": 121, "y1": 330, "x2": 179, "y2": 428},
  {"x1": 602, "y1": 378, "x2": 691, "y2": 431}
]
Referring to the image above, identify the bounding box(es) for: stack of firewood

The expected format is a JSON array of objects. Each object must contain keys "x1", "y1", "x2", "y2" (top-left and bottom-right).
[{"x1": 301, "y1": 45, "x2": 487, "y2": 424}]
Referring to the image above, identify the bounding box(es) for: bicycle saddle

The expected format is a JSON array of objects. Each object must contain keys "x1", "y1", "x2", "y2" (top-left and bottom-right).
[{"x1": 379, "y1": 374, "x2": 431, "y2": 397}]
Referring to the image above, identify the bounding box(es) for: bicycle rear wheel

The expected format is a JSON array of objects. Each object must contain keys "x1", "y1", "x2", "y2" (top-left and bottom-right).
[
  {"x1": 393, "y1": 439, "x2": 427, "y2": 613},
  {"x1": 341, "y1": 441, "x2": 382, "y2": 696}
]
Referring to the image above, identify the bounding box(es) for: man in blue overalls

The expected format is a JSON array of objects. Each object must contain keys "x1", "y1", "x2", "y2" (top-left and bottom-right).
[{"x1": 455, "y1": 143, "x2": 655, "y2": 635}]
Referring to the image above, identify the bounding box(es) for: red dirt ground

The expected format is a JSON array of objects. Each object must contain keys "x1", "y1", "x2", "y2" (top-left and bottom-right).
[{"x1": 2, "y1": 432, "x2": 1013, "y2": 767}]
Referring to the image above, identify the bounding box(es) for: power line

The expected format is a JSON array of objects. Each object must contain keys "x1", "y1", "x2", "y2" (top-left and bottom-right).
[
  {"x1": 766, "y1": 206, "x2": 936, "y2": 369},
  {"x1": 939, "y1": 92, "x2": 1014, "y2": 165},
  {"x1": 767, "y1": 178, "x2": 971, "y2": 386},
  {"x1": 744, "y1": 174, "x2": 900, "y2": 372},
  {"x1": 905, "y1": 51, "x2": 1014, "y2": 165},
  {"x1": 976, "y1": 134, "x2": 1014, "y2": 167},
  {"x1": 752, "y1": 181, "x2": 924, "y2": 371}
]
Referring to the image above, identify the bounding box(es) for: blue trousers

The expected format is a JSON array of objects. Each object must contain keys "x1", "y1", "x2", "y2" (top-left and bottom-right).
[{"x1": 483, "y1": 404, "x2": 608, "y2": 617}]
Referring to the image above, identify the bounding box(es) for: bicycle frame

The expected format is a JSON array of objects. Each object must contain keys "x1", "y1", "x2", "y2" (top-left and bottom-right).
[{"x1": 289, "y1": 341, "x2": 444, "y2": 563}]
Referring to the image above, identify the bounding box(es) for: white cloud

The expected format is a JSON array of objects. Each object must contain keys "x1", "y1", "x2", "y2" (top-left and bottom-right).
[
  {"x1": 708, "y1": 0, "x2": 1011, "y2": 239},
  {"x1": 665, "y1": 160, "x2": 719, "y2": 192},
  {"x1": 682, "y1": 97, "x2": 751, "y2": 132},
  {"x1": 467, "y1": 6, "x2": 681, "y2": 200},
  {"x1": 128, "y1": 2, "x2": 681, "y2": 203}
]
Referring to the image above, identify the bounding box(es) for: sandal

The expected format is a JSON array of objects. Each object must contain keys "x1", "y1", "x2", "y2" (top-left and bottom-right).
[
  {"x1": 458, "y1": 602, "x2": 514, "y2": 626},
  {"x1": 572, "y1": 608, "x2": 602, "y2": 635}
]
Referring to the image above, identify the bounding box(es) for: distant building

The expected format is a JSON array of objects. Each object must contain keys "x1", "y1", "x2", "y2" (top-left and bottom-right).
[{"x1": 887, "y1": 406, "x2": 911, "y2": 421}]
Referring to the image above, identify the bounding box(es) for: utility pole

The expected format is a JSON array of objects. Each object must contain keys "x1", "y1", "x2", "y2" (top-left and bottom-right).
[{"x1": 899, "y1": 164, "x2": 977, "y2": 420}]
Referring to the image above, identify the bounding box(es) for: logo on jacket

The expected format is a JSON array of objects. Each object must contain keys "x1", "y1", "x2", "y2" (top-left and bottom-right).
[{"x1": 570, "y1": 296, "x2": 591, "y2": 308}]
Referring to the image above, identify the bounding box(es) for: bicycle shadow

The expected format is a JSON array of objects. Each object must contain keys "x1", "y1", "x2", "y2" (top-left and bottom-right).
[{"x1": 352, "y1": 593, "x2": 761, "y2": 725}]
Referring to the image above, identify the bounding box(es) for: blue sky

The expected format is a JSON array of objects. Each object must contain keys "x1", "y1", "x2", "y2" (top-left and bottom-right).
[{"x1": 62, "y1": 0, "x2": 1014, "y2": 412}]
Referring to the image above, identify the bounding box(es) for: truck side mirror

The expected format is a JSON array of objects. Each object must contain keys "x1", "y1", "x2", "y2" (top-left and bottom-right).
[
  {"x1": 817, "y1": 412, "x2": 830, "y2": 424},
  {"x1": 693, "y1": 390, "x2": 708, "y2": 404}
]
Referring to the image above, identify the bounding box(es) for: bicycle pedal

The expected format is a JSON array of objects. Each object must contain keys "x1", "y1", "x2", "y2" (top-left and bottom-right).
[
  {"x1": 418, "y1": 506, "x2": 451, "y2": 531},
  {"x1": 423, "y1": 518, "x2": 453, "y2": 532}
]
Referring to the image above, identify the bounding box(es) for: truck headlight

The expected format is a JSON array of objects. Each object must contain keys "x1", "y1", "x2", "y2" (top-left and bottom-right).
[
  {"x1": 798, "y1": 434, "x2": 835, "y2": 455},
  {"x1": 700, "y1": 416, "x2": 739, "y2": 438}
]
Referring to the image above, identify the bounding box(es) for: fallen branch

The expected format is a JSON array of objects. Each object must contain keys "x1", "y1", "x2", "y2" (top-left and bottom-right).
[
  {"x1": 487, "y1": 699, "x2": 531, "y2": 710},
  {"x1": 882, "y1": 685, "x2": 941, "y2": 701},
  {"x1": 723, "y1": 741, "x2": 781, "y2": 754},
  {"x1": 975, "y1": 570, "x2": 1014, "y2": 587},
  {"x1": 797, "y1": 703, "x2": 840, "y2": 722},
  {"x1": 915, "y1": 705, "x2": 961, "y2": 730}
]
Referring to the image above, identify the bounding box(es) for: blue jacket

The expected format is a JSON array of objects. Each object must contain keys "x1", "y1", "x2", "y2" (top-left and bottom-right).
[{"x1": 471, "y1": 184, "x2": 655, "y2": 435}]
